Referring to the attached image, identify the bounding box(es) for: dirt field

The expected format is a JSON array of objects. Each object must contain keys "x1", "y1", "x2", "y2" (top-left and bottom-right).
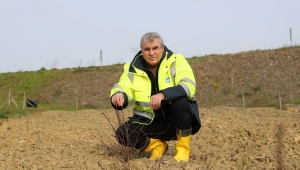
[{"x1": 0, "y1": 106, "x2": 299, "y2": 170}]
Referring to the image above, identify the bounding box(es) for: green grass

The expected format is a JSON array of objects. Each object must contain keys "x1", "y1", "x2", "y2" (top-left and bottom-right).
[{"x1": 1, "y1": 46, "x2": 300, "y2": 119}]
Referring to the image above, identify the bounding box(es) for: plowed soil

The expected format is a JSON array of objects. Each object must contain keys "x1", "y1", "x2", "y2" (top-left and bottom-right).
[{"x1": 1, "y1": 106, "x2": 300, "y2": 170}]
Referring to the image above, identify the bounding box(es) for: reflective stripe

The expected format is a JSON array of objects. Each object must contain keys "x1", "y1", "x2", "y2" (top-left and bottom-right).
[
  {"x1": 113, "y1": 84, "x2": 122, "y2": 89},
  {"x1": 180, "y1": 77, "x2": 196, "y2": 86},
  {"x1": 113, "y1": 84, "x2": 127, "y2": 94},
  {"x1": 133, "y1": 109, "x2": 153, "y2": 119},
  {"x1": 189, "y1": 97, "x2": 196, "y2": 101},
  {"x1": 135, "y1": 101, "x2": 150, "y2": 107},
  {"x1": 113, "y1": 84, "x2": 126, "y2": 93},
  {"x1": 112, "y1": 84, "x2": 131, "y2": 100},
  {"x1": 170, "y1": 62, "x2": 176, "y2": 76},
  {"x1": 176, "y1": 127, "x2": 192, "y2": 137},
  {"x1": 179, "y1": 83, "x2": 190, "y2": 97},
  {"x1": 128, "y1": 73, "x2": 134, "y2": 83},
  {"x1": 179, "y1": 77, "x2": 196, "y2": 97},
  {"x1": 170, "y1": 62, "x2": 176, "y2": 85}
]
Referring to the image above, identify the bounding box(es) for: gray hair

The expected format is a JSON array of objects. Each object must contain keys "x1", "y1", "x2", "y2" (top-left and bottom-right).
[{"x1": 140, "y1": 32, "x2": 165, "y2": 49}]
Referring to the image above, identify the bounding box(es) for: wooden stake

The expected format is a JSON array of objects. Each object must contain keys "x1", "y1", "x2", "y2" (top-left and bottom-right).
[
  {"x1": 11, "y1": 94, "x2": 18, "y2": 109},
  {"x1": 8, "y1": 90, "x2": 11, "y2": 109},
  {"x1": 8, "y1": 90, "x2": 18, "y2": 109},
  {"x1": 242, "y1": 93, "x2": 245, "y2": 108},
  {"x1": 23, "y1": 93, "x2": 26, "y2": 110},
  {"x1": 279, "y1": 93, "x2": 282, "y2": 110},
  {"x1": 76, "y1": 94, "x2": 78, "y2": 110}
]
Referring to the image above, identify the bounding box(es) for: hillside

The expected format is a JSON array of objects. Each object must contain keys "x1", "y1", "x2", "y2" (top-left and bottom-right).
[
  {"x1": 0, "y1": 46, "x2": 300, "y2": 169},
  {"x1": 1, "y1": 46, "x2": 300, "y2": 114}
]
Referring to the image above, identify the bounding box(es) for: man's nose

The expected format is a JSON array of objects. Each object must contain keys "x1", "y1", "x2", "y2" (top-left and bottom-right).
[{"x1": 149, "y1": 48, "x2": 155, "y2": 55}]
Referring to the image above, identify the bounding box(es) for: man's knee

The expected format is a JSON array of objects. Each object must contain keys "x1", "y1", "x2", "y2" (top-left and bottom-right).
[
  {"x1": 171, "y1": 97, "x2": 190, "y2": 110},
  {"x1": 115, "y1": 123, "x2": 145, "y2": 148},
  {"x1": 170, "y1": 97, "x2": 193, "y2": 129}
]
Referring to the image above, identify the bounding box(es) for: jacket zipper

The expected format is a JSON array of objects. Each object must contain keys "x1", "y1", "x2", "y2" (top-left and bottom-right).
[
  {"x1": 145, "y1": 68, "x2": 166, "y2": 119},
  {"x1": 153, "y1": 70, "x2": 166, "y2": 119}
]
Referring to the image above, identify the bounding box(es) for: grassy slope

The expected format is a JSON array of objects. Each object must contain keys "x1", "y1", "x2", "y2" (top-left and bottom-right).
[{"x1": 1, "y1": 46, "x2": 300, "y2": 118}]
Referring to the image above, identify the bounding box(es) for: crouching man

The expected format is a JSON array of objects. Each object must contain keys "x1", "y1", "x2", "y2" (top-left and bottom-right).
[{"x1": 110, "y1": 32, "x2": 201, "y2": 162}]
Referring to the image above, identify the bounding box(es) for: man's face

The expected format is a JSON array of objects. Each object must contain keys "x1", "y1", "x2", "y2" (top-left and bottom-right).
[{"x1": 141, "y1": 38, "x2": 164, "y2": 66}]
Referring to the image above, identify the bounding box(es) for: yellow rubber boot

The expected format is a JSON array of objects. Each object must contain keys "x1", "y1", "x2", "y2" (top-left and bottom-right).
[
  {"x1": 174, "y1": 128, "x2": 192, "y2": 162},
  {"x1": 144, "y1": 138, "x2": 168, "y2": 159}
]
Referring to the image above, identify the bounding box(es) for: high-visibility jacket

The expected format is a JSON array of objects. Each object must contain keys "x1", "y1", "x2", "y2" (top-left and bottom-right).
[{"x1": 110, "y1": 47, "x2": 199, "y2": 126}]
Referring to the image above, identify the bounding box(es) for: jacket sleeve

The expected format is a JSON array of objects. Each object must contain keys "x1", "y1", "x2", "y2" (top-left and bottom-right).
[
  {"x1": 161, "y1": 54, "x2": 196, "y2": 102},
  {"x1": 110, "y1": 63, "x2": 134, "y2": 109}
]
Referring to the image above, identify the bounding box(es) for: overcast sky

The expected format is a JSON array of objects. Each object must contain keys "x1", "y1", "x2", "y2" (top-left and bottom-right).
[{"x1": 0, "y1": 0, "x2": 299, "y2": 73}]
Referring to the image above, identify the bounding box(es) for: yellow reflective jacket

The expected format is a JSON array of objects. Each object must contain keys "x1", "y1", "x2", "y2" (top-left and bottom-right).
[{"x1": 110, "y1": 47, "x2": 197, "y2": 124}]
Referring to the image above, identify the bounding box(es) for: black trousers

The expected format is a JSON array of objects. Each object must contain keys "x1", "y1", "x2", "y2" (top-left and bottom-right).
[{"x1": 115, "y1": 97, "x2": 193, "y2": 150}]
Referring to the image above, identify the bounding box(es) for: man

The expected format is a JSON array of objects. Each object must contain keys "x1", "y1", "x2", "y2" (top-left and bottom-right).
[{"x1": 110, "y1": 32, "x2": 201, "y2": 162}]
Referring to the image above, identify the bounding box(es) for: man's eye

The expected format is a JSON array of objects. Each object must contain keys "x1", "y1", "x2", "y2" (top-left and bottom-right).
[
  {"x1": 144, "y1": 48, "x2": 150, "y2": 51},
  {"x1": 152, "y1": 47, "x2": 158, "y2": 50}
]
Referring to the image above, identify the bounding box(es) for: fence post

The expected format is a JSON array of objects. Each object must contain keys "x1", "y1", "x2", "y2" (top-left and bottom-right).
[
  {"x1": 279, "y1": 93, "x2": 282, "y2": 110},
  {"x1": 23, "y1": 93, "x2": 26, "y2": 110},
  {"x1": 76, "y1": 93, "x2": 78, "y2": 110},
  {"x1": 75, "y1": 85, "x2": 78, "y2": 110},
  {"x1": 242, "y1": 93, "x2": 245, "y2": 108},
  {"x1": 8, "y1": 90, "x2": 18, "y2": 110},
  {"x1": 8, "y1": 90, "x2": 11, "y2": 110}
]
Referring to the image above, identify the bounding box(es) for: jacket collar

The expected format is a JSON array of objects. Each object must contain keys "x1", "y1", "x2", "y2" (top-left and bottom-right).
[{"x1": 129, "y1": 46, "x2": 173, "y2": 73}]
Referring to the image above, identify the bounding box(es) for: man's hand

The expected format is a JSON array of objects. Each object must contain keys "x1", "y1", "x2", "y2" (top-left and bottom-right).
[
  {"x1": 111, "y1": 93, "x2": 124, "y2": 107},
  {"x1": 150, "y1": 93, "x2": 165, "y2": 110}
]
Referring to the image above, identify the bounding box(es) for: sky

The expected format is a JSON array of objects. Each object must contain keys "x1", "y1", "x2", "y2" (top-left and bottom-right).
[{"x1": 0, "y1": 0, "x2": 299, "y2": 73}]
